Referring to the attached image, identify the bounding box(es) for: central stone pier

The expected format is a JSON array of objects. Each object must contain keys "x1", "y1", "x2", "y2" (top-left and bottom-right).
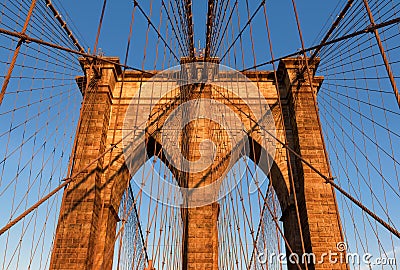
[{"x1": 178, "y1": 57, "x2": 226, "y2": 270}]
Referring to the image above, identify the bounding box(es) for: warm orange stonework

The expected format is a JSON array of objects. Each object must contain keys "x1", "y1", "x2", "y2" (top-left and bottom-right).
[{"x1": 49, "y1": 57, "x2": 347, "y2": 270}]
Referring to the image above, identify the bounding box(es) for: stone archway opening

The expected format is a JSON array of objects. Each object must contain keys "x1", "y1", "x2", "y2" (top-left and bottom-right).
[{"x1": 50, "y1": 56, "x2": 347, "y2": 270}]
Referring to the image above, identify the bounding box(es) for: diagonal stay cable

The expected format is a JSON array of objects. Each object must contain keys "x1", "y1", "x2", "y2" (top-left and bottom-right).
[
  {"x1": 362, "y1": 0, "x2": 400, "y2": 108},
  {"x1": 128, "y1": 183, "x2": 149, "y2": 263},
  {"x1": 300, "y1": 0, "x2": 355, "y2": 77},
  {"x1": 0, "y1": 0, "x2": 38, "y2": 106},
  {"x1": 0, "y1": 26, "x2": 154, "y2": 75},
  {"x1": 44, "y1": 0, "x2": 85, "y2": 53},
  {"x1": 0, "y1": 68, "x2": 198, "y2": 236},
  {"x1": 212, "y1": 0, "x2": 238, "y2": 57},
  {"x1": 219, "y1": 0, "x2": 265, "y2": 61},
  {"x1": 171, "y1": 0, "x2": 190, "y2": 55},
  {"x1": 210, "y1": 0, "x2": 231, "y2": 56},
  {"x1": 133, "y1": 0, "x2": 179, "y2": 61},
  {"x1": 212, "y1": 86, "x2": 400, "y2": 240},
  {"x1": 0, "y1": 140, "x2": 119, "y2": 236},
  {"x1": 173, "y1": 0, "x2": 190, "y2": 55},
  {"x1": 161, "y1": 0, "x2": 187, "y2": 56},
  {"x1": 241, "y1": 16, "x2": 400, "y2": 71}
]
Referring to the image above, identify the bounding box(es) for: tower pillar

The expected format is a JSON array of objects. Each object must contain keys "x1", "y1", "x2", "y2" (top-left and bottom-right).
[{"x1": 278, "y1": 58, "x2": 347, "y2": 269}]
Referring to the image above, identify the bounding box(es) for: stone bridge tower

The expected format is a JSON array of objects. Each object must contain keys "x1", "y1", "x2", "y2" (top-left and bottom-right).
[{"x1": 49, "y1": 56, "x2": 347, "y2": 270}]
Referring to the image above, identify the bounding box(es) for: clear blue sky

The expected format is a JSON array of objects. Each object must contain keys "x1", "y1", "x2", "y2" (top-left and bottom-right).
[{"x1": 60, "y1": 0, "x2": 341, "y2": 69}]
